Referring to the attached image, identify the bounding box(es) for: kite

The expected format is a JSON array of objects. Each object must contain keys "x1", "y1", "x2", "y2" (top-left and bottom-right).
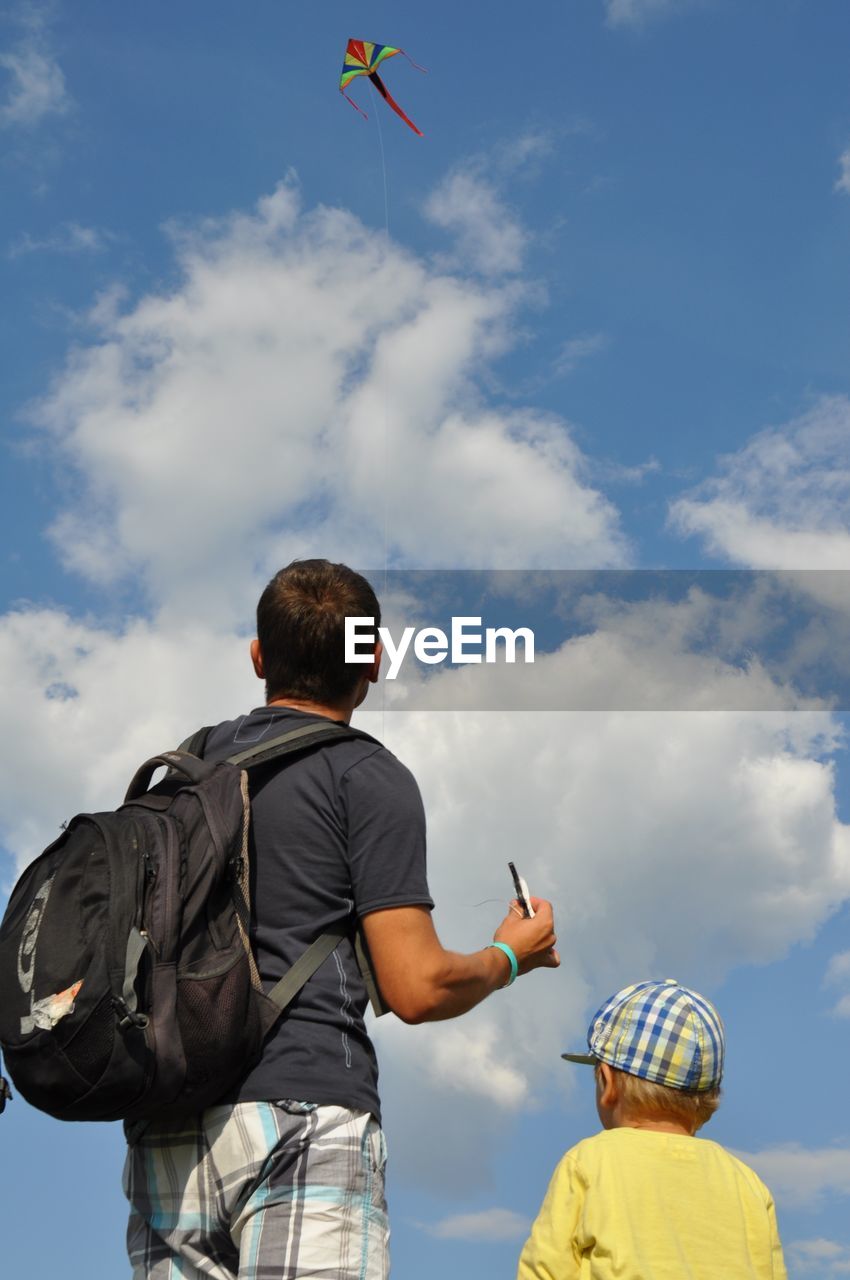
[{"x1": 340, "y1": 39, "x2": 425, "y2": 137}]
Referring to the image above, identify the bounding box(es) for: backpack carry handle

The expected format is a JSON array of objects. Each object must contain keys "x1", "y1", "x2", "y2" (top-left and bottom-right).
[{"x1": 124, "y1": 751, "x2": 217, "y2": 802}]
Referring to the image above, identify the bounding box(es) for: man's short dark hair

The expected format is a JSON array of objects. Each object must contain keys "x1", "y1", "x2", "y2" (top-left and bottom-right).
[{"x1": 256, "y1": 559, "x2": 381, "y2": 705}]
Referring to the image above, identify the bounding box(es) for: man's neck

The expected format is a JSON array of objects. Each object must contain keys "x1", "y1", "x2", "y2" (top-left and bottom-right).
[{"x1": 266, "y1": 696, "x2": 352, "y2": 724}]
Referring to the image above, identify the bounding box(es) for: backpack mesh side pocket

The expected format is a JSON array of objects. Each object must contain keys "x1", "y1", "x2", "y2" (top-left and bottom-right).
[{"x1": 173, "y1": 954, "x2": 265, "y2": 1109}]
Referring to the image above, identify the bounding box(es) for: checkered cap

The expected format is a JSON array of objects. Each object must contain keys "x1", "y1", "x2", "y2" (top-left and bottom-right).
[{"x1": 562, "y1": 979, "x2": 725, "y2": 1092}]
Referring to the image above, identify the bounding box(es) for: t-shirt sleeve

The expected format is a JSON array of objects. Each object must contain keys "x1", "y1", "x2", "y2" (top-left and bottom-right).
[
  {"x1": 517, "y1": 1153, "x2": 585, "y2": 1280},
  {"x1": 340, "y1": 747, "x2": 434, "y2": 917}
]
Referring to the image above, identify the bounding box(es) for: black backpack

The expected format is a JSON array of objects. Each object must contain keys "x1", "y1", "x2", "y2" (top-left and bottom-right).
[{"x1": 0, "y1": 719, "x2": 383, "y2": 1123}]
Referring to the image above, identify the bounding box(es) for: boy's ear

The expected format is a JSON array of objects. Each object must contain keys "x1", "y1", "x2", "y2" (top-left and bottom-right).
[{"x1": 597, "y1": 1062, "x2": 619, "y2": 1109}]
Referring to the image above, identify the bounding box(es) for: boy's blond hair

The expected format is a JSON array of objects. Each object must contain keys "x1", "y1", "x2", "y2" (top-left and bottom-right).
[{"x1": 609, "y1": 1066, "x2": 721, "y2": 1130}]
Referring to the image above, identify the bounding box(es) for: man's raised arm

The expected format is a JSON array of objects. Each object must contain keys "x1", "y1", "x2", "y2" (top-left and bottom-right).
[{"x1": 361, "y1": 897, "x2": 559, "y2": 1024}]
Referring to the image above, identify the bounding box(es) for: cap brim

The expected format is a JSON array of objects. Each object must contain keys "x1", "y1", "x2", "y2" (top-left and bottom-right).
[{"x1": 561, "y1": 1053, "x2": 599, "y2": 1065}]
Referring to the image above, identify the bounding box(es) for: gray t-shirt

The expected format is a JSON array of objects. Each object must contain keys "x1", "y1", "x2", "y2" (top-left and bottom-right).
[{"x1": 202, "y1": 706, "x2": 433, "y2": 1121}]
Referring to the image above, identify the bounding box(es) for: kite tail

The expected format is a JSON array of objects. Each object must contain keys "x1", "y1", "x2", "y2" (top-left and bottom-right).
[
  {"x1": 400, "y1": 50, "x2": 428, "y2": 75},
  {"x1": 368, "y1": 71, "x2": 423, "y2": 137},
  {"x1": 341, "y1": 88, "x2": 370, "y2": 121}
]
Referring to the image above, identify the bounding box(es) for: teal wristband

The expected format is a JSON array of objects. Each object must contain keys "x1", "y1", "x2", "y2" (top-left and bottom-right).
[{"x1": 487, "y1": 941, "x2": 518, "y2": 987}]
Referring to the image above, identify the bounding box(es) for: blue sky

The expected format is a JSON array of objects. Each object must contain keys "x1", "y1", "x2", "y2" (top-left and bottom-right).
[{"x1": 3, "y1": 1, "x2": 850, "y2": 1277}]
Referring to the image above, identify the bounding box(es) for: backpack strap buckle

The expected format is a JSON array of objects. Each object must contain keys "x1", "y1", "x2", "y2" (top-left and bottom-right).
[{"x1": 111, "y1": 995, "x2": 150, "y2": 1031}]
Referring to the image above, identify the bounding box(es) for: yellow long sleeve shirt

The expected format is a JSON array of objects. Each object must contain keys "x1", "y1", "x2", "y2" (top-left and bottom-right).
[{"x1": 517, "y1": 1127, "x2": 787, "y2": 1280}]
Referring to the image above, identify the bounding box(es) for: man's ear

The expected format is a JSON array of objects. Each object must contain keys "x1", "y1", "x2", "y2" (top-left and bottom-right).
[
  {"x1": 368, "y1": 639, "x2": 383, "y2": 685},
  {"x1": 597, "y1": 1062, "x2": 619, "y2": 1109},
  {"x1": 250, "y1": 638, "x2": 265, "y2": 680}
]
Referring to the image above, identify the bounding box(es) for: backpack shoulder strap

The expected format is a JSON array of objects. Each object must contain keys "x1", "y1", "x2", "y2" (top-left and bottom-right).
[
  {"x1": 177, "y1": 719, "x2": 378, "y2": 768},
  {"x1": 265, "y1": 925, "x2": 348, "y2": 1011},
  {"x1": 265, "y1": 925, "x2": 387, "y2": 1018},
  {"x1": 226, "y1": 720, "x2": 376, "y2": 770},
  {"x1": 354, "y1": 927, "x2": 388, "y2": 1018}
]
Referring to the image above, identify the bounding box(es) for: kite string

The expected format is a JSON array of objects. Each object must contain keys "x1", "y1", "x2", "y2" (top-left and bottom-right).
[
  {"x1": 374, "y1": 89, "x2": 390, "y2": 244},
  {"x1": 372, "y1": 89, "x2": 390, "y2": 745}
]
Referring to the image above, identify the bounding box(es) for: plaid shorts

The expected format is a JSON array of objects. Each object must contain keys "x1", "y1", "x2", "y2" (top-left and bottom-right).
[{"x1": 123, "y1": 1101, "x2": 389, "y2": 1280}]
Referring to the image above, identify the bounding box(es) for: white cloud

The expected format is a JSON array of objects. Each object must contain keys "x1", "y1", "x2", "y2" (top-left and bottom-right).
[
  {"x1": 498, "y1": 131, "x2": 554, "y2": 174},
  {"x1": 824, "y1": 950, "x2": 850, "y2": 1018},
  {"x1": 9, "y1": 222, "x2": 112, "y2": 257},
  {"x1": 826, "y1": 952, "x2": 850, "y2": 984},
  {"x1": 836, "y1": 149, "x2": 850, "y2": 196},
  {"x1": 555, "y1": 332, "x2": 609, "y2": 377},
  {"x1": 604, "y1": 0, "x2": 698, "y2": 28},
  {"x1": 379, "y1": 580, "x2": 838, "y2": 713},
  {"x1": 594, "y1": 456, "x2": 660, "y2": 485},
  {"x1": 670, "y1": 396, "x2": 850, "y2": 569},
  {"x1": 0, "y1": 607, "x2": 257, "y2": 875},
  {"x1": 424, "y1": 170, "x2": 526, "y2": 277},
  {"x1": 792, "y1": 1238, "x2": 846, "y2": 1260},
  {"x1": 385, "y1": 712, "x2": 849, "y2": 990},
  {"x1": 788, "y1": 1238, "x2": 850, "y2": 1275},
  {"x1": 427, "y1": 1208, "x2": 530, "y2": 1242},
  {"x1": 0, "y1": 6, "x2": 70, "y2": 129},
  {"x1": 737, "y1": 1144, "x2": 850, "y2": 1210},
  {"x1": 25, "y1": 177, "x2": 627, "y2": 625},
  {"x1": 375, "y1": 1014, "x2": 530, "y2": 1110}
]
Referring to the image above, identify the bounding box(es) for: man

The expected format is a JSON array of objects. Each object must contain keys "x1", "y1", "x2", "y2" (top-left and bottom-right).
[{"x1": 124, "y1": 559, "x2": 559, "y2": 1280}]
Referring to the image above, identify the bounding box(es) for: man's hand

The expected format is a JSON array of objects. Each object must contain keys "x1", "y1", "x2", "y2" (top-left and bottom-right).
[{"x1": 494, "y1": 897, "x2": 560, "y2": 975}]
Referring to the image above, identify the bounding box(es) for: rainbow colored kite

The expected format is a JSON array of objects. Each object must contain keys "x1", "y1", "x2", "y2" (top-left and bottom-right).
[{"x1": 340, "y1": 39, "x2": 425, "y2": 137}]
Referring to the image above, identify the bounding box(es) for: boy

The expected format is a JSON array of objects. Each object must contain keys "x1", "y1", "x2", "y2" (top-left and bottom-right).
[{"x1": 517, "y1": 979, "x2": 787, "y2": 1279}]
